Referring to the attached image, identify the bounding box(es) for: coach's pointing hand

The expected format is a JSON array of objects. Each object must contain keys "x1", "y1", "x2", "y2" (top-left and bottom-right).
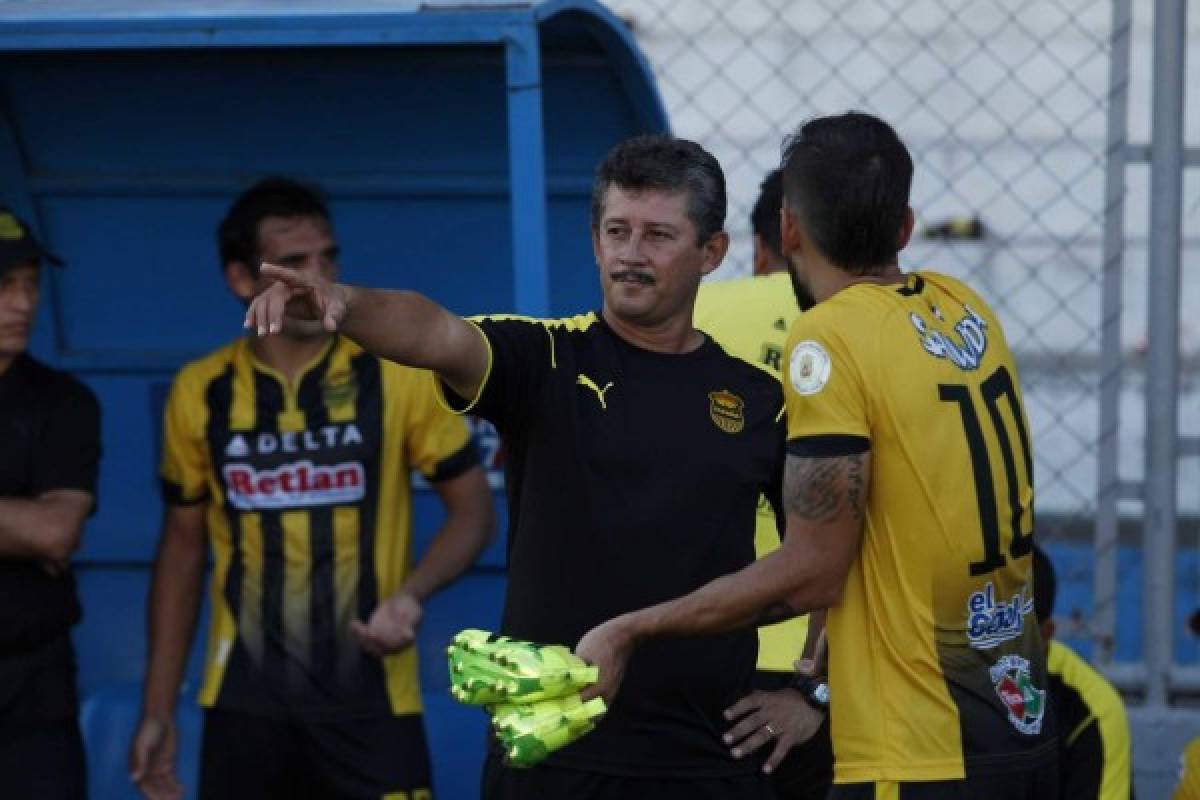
[{"x1": 245, "y1": 262, "x2": 352, "y2": 335}]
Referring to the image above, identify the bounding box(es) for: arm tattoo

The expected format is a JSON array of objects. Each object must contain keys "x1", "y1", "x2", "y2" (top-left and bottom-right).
[
  {"x1": 785, "y1": 453, "x2": 868, "y2": 523},
  {"x1": 845, "y1": 454, "x2": 866, "y2": 523}
]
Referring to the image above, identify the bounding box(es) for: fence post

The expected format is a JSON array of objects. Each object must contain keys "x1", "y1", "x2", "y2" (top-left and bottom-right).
[
  {"x1": 1094, "y1": 0, "x2": 1131, "y2": 669},
  {"x1": 1143, "y1": 0, "x2": 1187, "y2": 708}
]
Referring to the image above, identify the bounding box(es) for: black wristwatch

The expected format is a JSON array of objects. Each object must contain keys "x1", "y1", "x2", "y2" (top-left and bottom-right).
[{"x1": 790, "y1": 674, "x2": 830, "y2": 711}]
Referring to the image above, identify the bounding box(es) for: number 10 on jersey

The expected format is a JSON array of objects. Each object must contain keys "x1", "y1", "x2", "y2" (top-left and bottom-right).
[{"x1": 939, "y1": 365, "x2": 1034, "y2": 576}]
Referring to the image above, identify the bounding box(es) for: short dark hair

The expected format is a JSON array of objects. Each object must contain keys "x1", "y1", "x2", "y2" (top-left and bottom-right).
[
  {"x1": 1032, "y1": 543, "x2": 1056, "y2": 623},
  {"x1": 751, "y1": 169, "x2": 785, "y2": 259},
  {"x1": 780, "y1": 111, "x2": 913, "y2": 274},
  {"x1": 218, "y1": 177, "x2": 331, "y2": 276},
  {"x1": 590, "y1": 135, "x2": 726, "y2": 245}
]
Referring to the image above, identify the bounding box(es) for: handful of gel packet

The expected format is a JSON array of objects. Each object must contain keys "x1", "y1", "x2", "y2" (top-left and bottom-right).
[{"x1": 447, "y1": 629, "x2": 607, "y2": 767}]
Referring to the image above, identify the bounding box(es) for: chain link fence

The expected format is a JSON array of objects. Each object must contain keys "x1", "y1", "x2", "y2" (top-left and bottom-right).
[{"x1": 607, "y1": 0, "x2": 1200, "y2": 671}]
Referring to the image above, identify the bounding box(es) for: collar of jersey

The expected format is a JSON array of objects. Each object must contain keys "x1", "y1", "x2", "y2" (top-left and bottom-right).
[{"x1": 242, "y1": 335, "x2": 338, "y2": 397}]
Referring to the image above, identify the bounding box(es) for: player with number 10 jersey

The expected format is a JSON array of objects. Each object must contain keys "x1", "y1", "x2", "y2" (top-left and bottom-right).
[{"x1": 783, "y1": 270, "x2": 1056, "y2": 785}]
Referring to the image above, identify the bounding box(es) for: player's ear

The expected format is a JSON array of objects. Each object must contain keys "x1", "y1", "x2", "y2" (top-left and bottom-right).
[
  {"x1": 896, "y1": 207, "x2": 915, "y2": 253},
  {"x1": 590, "y1": 225, "x2": 603, "y2": 265},
  {"x1": 780, "y1": 203, "x2": 803, "y2": 258},
  {"x1": 225, "y1": 260, "x2": 257, "y2": 302},
  {"x1": 700, "y1": 230, "x2": 729, "y2": 277},
  {"x1": 752, "y1": 234, "x2": 771, "y2": 276}
]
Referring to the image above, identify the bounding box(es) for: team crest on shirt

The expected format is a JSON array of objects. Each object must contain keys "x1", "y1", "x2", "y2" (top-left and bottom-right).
[
  {"x1": 989, "y1": 654, "x2": 1046, "y2": 735},
  {"x1": 908, "y1": 305, "x2": 989, "y2": 371},
  {"x1": 708, "y1": 390, "x2": 745, "y2": 434},
  {"x1": 789, "y1": 340, "x2": 831, "y2": 395},
  {"x1": 321, "y1": 371, "x2": 358, "y2": 409}
]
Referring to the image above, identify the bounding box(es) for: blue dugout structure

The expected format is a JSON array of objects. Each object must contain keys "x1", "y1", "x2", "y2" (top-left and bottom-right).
[{"x1": 0, "y1": 2, "x2": 667, "y2": 797}]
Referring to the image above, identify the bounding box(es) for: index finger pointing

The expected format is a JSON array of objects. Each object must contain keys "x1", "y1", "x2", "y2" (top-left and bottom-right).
[{"x1": 258, "y1": 262, "x2": 289, "y2": 282}]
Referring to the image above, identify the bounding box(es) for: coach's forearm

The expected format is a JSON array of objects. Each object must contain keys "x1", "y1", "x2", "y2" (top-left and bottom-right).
[
  {"x1": 338, "y1": 287, "x2": 443, "y2": 367},
  {"x1": 339, "y1": 287, "x2": 486, "y2": 398}
]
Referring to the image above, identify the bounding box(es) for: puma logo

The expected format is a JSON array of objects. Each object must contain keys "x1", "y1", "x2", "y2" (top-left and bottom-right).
[{"x1": 577, "y1": 374, "x2": 615, "y2": 409}]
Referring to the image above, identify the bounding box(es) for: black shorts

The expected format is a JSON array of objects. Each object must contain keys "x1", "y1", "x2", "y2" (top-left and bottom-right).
[
  {"x1": 752, "y1": 670, "x2": 833, "y2": 800},
  {"x1": 199, "y1": 707, "x2": 432, "y2": 800},
  {"x1": 481, "y1": 751, "x2": 774, "y2": 800},
  {"x1": 829, "y1": 761, "x2": 1059, "y2": 800}
]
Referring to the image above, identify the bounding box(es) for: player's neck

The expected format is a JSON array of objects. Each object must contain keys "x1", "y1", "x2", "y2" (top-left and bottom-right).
[
  {"x1": 249, "y1": 333, "x2": 333, "y2": 382},
  {"x1": 601, "y1": 307, "x2": 705, "y2": 354},
  {"x1": 0, "y1": 351, "x2": 15, "y2": 377},
  {"x1": 754, "y1": 259, "x2": 789, "y2": 278},
  {"x1": 816, "y1": 260, "x2": 904, "y2": 301}
]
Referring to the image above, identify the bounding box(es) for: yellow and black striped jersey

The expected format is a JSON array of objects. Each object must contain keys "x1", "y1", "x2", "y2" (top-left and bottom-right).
[
  {"x1": 694, "y1": 272, "x2": 808, "y2": 673},
  {"x1": 161, "y1": 335, "x2": 476, "y2": 719},
  {"x1": 783, "y1": 271, "x2": 1054, "y2": 783},
  {"x1": 1047, "y1": 640, "x2": 1132, "y2": 799}
]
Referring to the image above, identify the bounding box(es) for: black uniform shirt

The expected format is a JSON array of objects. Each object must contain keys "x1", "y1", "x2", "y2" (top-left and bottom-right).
[
  {"x1": 441, "y1": 312, "x2": 785, "y2": 777},
  {"x1": 0, "y1": 353, "x2": 100, "y2": 652}
]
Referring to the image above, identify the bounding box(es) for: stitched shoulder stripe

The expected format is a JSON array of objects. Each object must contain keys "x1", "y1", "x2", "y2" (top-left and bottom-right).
[
  {"x1": 467, "y1": 311, "x2": 598, "y2": 332},
  {"x1": 466, "y1": 312, "x2": 598, "y2": 368}
]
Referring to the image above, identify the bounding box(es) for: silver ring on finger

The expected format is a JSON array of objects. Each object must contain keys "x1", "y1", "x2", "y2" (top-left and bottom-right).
[{"x1": 764, "y1": 723, "x2": 778, "y2": 737}]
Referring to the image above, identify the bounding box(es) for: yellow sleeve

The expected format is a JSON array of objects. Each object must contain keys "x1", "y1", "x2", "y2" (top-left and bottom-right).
[
  {"x1": 1174, "y1": 738, "x2": 1200, "y2": 799},
  {"x1": 396, "y1": 365, "x2": 476, "y2": 481},
  {"x1": 783, "y1": 313, "x2": 870, "y2": 446},
  {"x1": 159, "y1": 370, "x2": 210, "y2": 504}
]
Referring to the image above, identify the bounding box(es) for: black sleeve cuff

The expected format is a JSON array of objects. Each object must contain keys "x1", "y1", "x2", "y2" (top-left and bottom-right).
[
  {"x1": 428, "y1": 439, "x2": 482, "y2": 483},
  {"x1": 160, "y1": 478, "x2": 208, "y2": 506},
  {"x1": 786, "y1": 435, "x2": 870, "y2": 458}
]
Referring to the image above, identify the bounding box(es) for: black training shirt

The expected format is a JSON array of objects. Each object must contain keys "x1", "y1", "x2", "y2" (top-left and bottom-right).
[
  {"x1": 440, "y1": 312, "x2": 785, "y2": 777},
  {"x1": 0, "y1": 353, "x2": 100, "y2": 651}
]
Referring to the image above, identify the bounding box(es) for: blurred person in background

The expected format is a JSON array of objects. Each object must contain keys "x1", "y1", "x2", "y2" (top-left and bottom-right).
[
  {"x1": 693, "y1": 168, "x2": 832, "y2": 799},
  {"x1": 1033, "y1": 544, "x2": 1133, "y2": 799},
  {"x1": 129, "y1": 178, "x2": 495, "y2": 800},
  {"x1": 1174, "y1": 738, "x2": 1200, "y2": 799},
  {"x1": 0, "y1": 205, "x2": 100, "y2": 799}
]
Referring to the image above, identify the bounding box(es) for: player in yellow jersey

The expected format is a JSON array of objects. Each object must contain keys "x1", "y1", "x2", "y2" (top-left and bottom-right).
[
  {"x1": 1033, "y1": 545, "x2": 1132, "y2": 799},
  {"x1": 129, "y1": 179, "x2": 495, "y2": 800},
  {"x1": 578, "y1": 112, "x2": 1058, "y2": 799},
  {"x1": 694, "y1": 169, "x2": 832, "y2": 798},
  {"x1": 1175, "y1": 738, "x2": 1200, "y2": 799}
]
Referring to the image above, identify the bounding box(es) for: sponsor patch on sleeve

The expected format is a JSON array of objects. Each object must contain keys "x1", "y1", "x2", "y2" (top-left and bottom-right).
[{"x1": 789, "y1": 340, "x2": 832, "y2": 396}]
